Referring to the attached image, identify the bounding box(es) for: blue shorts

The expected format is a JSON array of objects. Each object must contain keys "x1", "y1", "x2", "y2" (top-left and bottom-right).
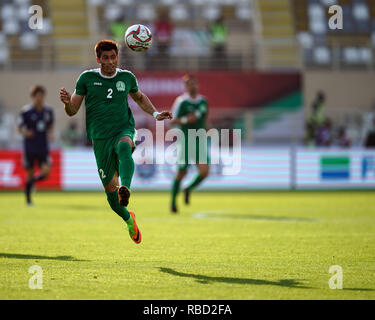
[{"x1": 23, "y1": 152, "x2": 50, "y2": 169}]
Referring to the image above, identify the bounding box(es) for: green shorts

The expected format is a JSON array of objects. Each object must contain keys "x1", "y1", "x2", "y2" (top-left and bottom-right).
[
  {"x1": 177, "y1": 137, "x2": 210, "y2": 171},
  {"x1": 93, "y1": 128, "x2": 137, "y2": 186}
]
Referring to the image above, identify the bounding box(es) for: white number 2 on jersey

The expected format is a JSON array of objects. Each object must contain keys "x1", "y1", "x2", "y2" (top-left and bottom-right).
[
  {"x1": 99, "y1": 169, "x2": 106, "y2": 179},
  {"x1": 107, "y1": 88, "x2": 113, "y2": 99}
]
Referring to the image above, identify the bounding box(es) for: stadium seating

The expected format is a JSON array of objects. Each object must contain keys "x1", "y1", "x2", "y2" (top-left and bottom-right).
[
  {"x1": 293, "y1": 0, "x2": 375, "y2": 68},
  {"x1": 0, "y1": 0, "x2": 53, "y2": 69},
  {"x1": 0, "y1": 0, "x2": 254, "y2": 70},
  {"x1": 1, "y1": 1, "x2": 374, "y2": 70},
  {"x1": 86, "y1": 0, "x2": 254, "y2": 70},
  {"x1": 255, "y1": 0, "x2": 301, "y2": 69}
]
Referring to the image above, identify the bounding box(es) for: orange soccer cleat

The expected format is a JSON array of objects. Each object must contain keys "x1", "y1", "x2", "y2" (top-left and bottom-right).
[{"x1": 128, "y1": 211, "x2": 141, "y2": 244}]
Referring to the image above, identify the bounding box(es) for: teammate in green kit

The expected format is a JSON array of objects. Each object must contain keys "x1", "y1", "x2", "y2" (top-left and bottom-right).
[
  {"x1": 59, "y1": 40, "x2": 172, "y2": 244},
  {"x1": 170, "y1": 74, "x2": 210, "y2": 213}
]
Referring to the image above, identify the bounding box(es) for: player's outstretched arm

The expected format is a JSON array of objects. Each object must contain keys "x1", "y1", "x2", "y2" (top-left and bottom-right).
[
  {"x1": 170, "y1": 112, "x2": 197, "y2": 126},
  {"x1": 130, "y1": 90, "x2": 172, "y2": 121},
  {"x1": 60, "y1": 88, "x2": 84, "y2": 117}
]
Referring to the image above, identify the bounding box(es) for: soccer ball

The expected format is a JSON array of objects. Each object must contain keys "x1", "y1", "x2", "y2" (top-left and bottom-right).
[{"x1": 125, "y1": 24, "x2": 153, "y2": 52}]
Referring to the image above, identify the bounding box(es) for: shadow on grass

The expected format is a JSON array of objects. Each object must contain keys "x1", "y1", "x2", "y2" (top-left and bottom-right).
[
  {"x1": 159, "y1": 267, "x2": 311, "y2": 289},
  {"x1": 0, "y1": 253, "x2": 87, "y2": 262},
  {"x1": 192, "y1": 213, "x2": 316, "y2": 222},
  {"x1": 52, "y1": 204, "x2": 101, "y2": 211},
  {"x1": 343, "y1": 288, "x2": 375, "y2": 292}
]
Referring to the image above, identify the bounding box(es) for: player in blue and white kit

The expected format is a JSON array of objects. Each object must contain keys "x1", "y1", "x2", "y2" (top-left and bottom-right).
[{"x1": 18, "y1": 85, "x2": 54, "y2": 205}]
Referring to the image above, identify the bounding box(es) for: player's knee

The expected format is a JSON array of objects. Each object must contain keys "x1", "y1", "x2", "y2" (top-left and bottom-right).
[
  {"x1": 42, "y1": 166, "x2": 51, "y2": 177},
  {"x1": 118, "y1": 136, "x2": 133, "y2": 148},
  {"x1": 104, "y1": 182, "x2": 117, "y2": 193},
  {"x1": 177, "y1": 169, "x2": 187, "y2": 180},
  {"x1": 200, "y1": 166, "x2": 209, "y2": 178},
  {"x1": 117, "y1": 139, "x2": 133, "y2": 156},
  {"x1": 26, "y1": 170, "x2": 34, "y2": 180}
]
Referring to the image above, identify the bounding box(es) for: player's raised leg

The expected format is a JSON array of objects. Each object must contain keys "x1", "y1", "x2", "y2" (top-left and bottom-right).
[
  {"x1": 34, "y1": 162, "x2": 51, "y2": 183},
  {"x1": 184, "y1": 163, "x2": 210, "y2": 205},
  {"x1": 116, "y1": 135, "x2": 135, "y2": 207},
  {"x1": 171, "y1": 167, "x2": 187, "y2": 213},
  {"x1": 25, "y1": 161, "x2": 51, "y2": 206},
  {"x1": 104, "y1": 172, "x2": 141, "y2": 244},
  {"x1": 25, "y1": 167, "x2": 34, "y2": 205}
]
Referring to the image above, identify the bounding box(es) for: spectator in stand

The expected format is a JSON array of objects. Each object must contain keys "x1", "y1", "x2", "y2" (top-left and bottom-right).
[
  {"x1": 335, "y1": 126, "x2": 351, "y2": 148},
  {"x1": 365, "y1": 117, "x2": 375, "y2": 147},
  {"x1": 109, "y1": 16, "x2": 132, "y2": 69},
  {"x1": 209, "y1": 15, "x2": 228, "y2": 69},
  {"x1": 305, "y1": 91, "x2": 326, "y2": 146},
  {"x1": 317, "y1": 118, "x2": 333, "y2": 147},
  {"x1": 109, "y1": 17, "x2": 127, "y2": 44},
  {"x1": 154, "y1": 10, "x2": 173, "y2": 68}
]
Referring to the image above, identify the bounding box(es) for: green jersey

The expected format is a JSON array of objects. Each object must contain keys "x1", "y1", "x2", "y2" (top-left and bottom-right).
[
  {"x1": 171, "y1": 94, "x2": 208, "y2": 133},
  {"x1": 75, "y1": 68, "x2": 139, "y2": 140}
]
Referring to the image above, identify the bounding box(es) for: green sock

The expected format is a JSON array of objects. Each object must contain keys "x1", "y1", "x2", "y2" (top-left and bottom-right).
[
  {"x1": 171, "y1": 178, "x2": 181, "y2": 206},
  {"x1": 116, "y1": 141, "x2": 134, "y2": 189},
  {"x1": 106, "y1": 190, "x2": 131, "y2": 223},
  {"x1": 186, "y1": 174, "x2": 205, "y2": 191}
]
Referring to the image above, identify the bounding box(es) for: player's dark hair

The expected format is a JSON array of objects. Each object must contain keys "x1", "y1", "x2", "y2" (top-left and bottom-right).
[
  {"x1": 182, "y1": 74, "x2": 197, "y2": 82},
  {"x1": 30, "y1": 85, "x2": 46, "y2": 97},
  {"x1": 95, "y1": 40, "x2": 119, "y2": 58}
]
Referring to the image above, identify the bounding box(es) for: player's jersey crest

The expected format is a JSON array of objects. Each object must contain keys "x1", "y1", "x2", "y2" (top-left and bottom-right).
[{"x1": 116, "y1": 81, "x2": 126, "y2": 92}]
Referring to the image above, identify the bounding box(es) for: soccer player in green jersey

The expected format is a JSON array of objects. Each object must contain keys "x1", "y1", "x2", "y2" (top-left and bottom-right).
[
  {"x1": 59, "y1": 40, "x2": 172, "y2": 244},
  {"x1": 169, "y1": 74, "x2": 210, "y2": 213}
]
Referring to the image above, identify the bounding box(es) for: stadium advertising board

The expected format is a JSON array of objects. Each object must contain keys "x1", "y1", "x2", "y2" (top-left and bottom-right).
[
  {"x1": 62, "y1": 147, "x2": 291, "y2": 190},
  {"x1": 295, "y1": 149, "x2": 375, "y2": 189},
  {"x1": 134, "y1": 71, "x2": 301, "y2": 110},
  {"x1": 1, "y1": 148, "x2": 375, "y2": 190},
  {"x1": 0, "y1": 151, "x2": 61, "y2": 190}
]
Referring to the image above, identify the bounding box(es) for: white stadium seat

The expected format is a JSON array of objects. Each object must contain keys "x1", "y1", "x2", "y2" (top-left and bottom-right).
[
  {"x1": 1, "y1": 4, "x2": 16, "y2": 20},
  {"x1": 320, "y1": 0, "x2": 337, "y2": 6},
  {"x1": 353, "y1": 3, "x2": 369, "y2": 21},
  {"x1": 116, "y1": 0, "x2": 133, "y2": 5},
  {"x1": 308, "y1": 4, "x2": 325, "y2": 19},
  {"x1": 0, "y1": 32, "x2": 7, "y2": 45},
  {"x1": 160, "y1": 0, "x2": 177, "y2": 5},
  {"x1": 87, "y1": 0, "x2": 105, "y2": 6},
  {"x1": 203, "y1": 5, "x2": 221, "y2": 21},
  {"x1": 236, "y1": 5, "x2": 253, "y2": 20},
  {"x1": 359, "y1": 47, "x2": 372, "y2": 63},
  {"x1": 20, "y1": 32, "x2": 39, "y2": 50},
  {"x1": 310, "y1": 19, "x2": 326, "y2": 34},
  {"x1": 297, "y1": 32, "x2": 314, "y2": 49},
  {"x1": 3, "y1": 20, "x2": 21, "y2": 35},
  {"x1": 170, "y1": 5, "x2": 189, "y2": 21},
  {"x1": 17, "y1": 5, "x2": 30, "y2": 21},
  {"x1": 0, "y1": 47, "x2": 9, "y2": 64},
  {"x1": 36, "y1": 18, "x2": 53, "y2": 35},
  {"x1": 104, "y1": 4, "x2": 122, "y2": 21},
  {"x1": 313, "y1": 46, "x2": 331, "y2": 64},
  {"x1": 14, "y1": 0, "x2": 30, "y2": 5},
  {"x1": 343, "y1": 47, "x2": 360, "y2": 64},
  {"x1": 137, "y1": 4, "x2": 156, "y2": 21}
]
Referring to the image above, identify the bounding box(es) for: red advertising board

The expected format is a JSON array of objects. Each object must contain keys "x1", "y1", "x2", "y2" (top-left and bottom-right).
[
  {"x1": 0, "y1": 150, "x2": 61, "y2": 190},
  {"x1": 133, "y1": 71, "x2": 301, "y2": 110}
]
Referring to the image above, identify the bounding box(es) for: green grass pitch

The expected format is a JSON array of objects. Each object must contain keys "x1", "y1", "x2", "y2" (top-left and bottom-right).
[{"x1": 0, "y1": 190, "x2": 374, "y2": 300}]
